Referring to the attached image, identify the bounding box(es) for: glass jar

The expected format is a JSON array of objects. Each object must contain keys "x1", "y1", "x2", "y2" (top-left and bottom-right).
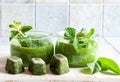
[
  {"x1": 10, "y1": 31, "x2": 54, "y2": 67},
  {"x1": 55, "y1": 35, "x2": 98, "y2": 67}
]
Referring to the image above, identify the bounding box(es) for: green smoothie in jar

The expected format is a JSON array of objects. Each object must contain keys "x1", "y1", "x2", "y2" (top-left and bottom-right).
[
  {"x1": 9, "y1": 21, "x2": 54, "y2": 66},
  {"x1": 55, "y1": 27, "x2": 98, "y2": 67}
]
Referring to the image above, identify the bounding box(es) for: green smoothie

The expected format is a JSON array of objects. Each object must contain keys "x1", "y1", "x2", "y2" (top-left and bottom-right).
[
  {"x1": 9, "y1": 21, "x2": 54, "y2": 67},
  {"x1": 10, "y1": 36, "x2": 54, "y2": 67},
  {"x1": 55, "y1": 28, "x2": 98, "y2": 67},
  {"x1": 55, "y1": 38, "x2": 98, "y2": 67}
]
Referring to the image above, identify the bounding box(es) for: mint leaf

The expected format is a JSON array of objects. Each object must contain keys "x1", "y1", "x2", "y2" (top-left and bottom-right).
[
  {"x1": 88, "y1": 57, "x2": 120, "y2": 75},
  {"x1": 85, "y1": 28, "x2": 95, "y2": 38},
  {"x1": 64, "y1": 27, "x2": 75, "y2": 42},
  {"x1": 73, "y1": 35, "x2": 80, "y2": 53},
  {"x1": 20, "y1": 26, "x2": 32, "y2": 33},
  {"x1": 18, "y1": 36, "x2": 33, "y2": 47},
  {"x1": 18, "y1": 35, "x2": 50, "y2": 48},
  {"x1": 78, "y1": 38, "x2": 89, "y2": 48},
  {"x1": 77, "y1": 28, "x2": 95, "y2": 48},
  {"x1": 77, "y1": 28, "x2": 87, "y2": 37},
  {"x1": 87, "y1": 61, "x2": 101, "y2": 74},
  {"x1": 64, "y1": 28, "x2": 96, "y2": 53},
  {"x1": 98, "y1": 57, "x2": 120, "y2": 75},
  {"x1": 64, "y1": 27, "x2": 80, "y2": 53},
  {"x1": 9, "y1": 30, "x2": 19, "y2": 40},
  {"x1": 9, "y1": 24, "x2": 17, "y2": 29},
  {"x1": 13, "y1": 20, "x2": 21, "y2": 27}
]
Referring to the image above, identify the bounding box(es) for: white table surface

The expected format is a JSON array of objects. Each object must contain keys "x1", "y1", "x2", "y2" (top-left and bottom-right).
[{"x1": 0, "y1": 37, "x2": 120, "y2": 82}]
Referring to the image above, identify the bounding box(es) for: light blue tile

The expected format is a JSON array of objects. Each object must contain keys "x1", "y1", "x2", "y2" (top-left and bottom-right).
[
  {"x1": 36, "y1": 0, "x2": 69, "y2": 2},
  {"x1": 0, "y1": 5, "x2": 1, "y2": 37},
  {"x1": 70, "y1": 3, "x2": 102, "y2": 36},
  {"x1": 70, "y1": 0, "x2": 103, "y2": 3},
  {"x1": 104, "y1": 0, "x2": 120, "y2": 3},
  {"x1": 103, "y1": 3, "x2": 120, "y2": 37},
  {"x1": 36, "y1": 3, "x2": 69, "y2": 35},
  {"x1": 1, "y1": 4, "x2": 35, "y2": 37},
  {"x1": 1, "y1": 0, "x2": 34, "y2": 3}
]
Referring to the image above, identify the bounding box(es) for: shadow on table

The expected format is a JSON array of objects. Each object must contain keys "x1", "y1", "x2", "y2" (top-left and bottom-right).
[
  {"x1": 46, "y1": 64, "x2": 56, "y2": 75},
  {"x1": 101, "y1": 71, "x2": 117, "y2": 75},
  {"x1": 0, "y1": 56, "x2": 8, "y2": 65},
  {"x1": 80, "y1": 67, "x2": 91, "y2": 75},
  {"x1": 0, "y1": 56, "x2": 8, "y2": 74},
  {"x1": 80, "y1": 67, "x2": 117, "y2": 75},
  {"x1": 23, "y1": 64, "x2": 55, "y2": 75}
]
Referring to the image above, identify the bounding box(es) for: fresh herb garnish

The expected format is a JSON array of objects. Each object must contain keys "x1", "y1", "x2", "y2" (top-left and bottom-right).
[
  {"x1": 87, "y1": 57, "x2": 120, "y2": 75},
  {"x1": 64, "y1": 28, "x2": 76, "y2": 42},
  {"x1": 64, "y1": 27, "x2": 95, "y2": 53},
  {"x1": 64, "y1": 28, "x2": 80, "y2": 53},
  {"x1": 9, "y1": 20, "x2": 32, "y2": 41},
  {"x1": 9, "y1": 21, "x2": 50, "y2": 47}
]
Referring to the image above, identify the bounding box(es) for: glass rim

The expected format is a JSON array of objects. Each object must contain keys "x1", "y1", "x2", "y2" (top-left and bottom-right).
[{"x1": 12, "y1": 31, "x2": 53, "y2": 40}]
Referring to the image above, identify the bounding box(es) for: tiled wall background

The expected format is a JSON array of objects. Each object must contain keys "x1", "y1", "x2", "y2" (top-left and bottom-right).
[{"x1": 0, "y1": 0, "x2": 120, "y2": 37}]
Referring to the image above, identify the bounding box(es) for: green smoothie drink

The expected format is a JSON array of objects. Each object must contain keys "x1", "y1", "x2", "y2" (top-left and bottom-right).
[
  {"x1": 9, "y1": 21, "x2": 54, "y2": 66},
  {"x1": 55, "y1": 28, "x2": 98, "y2": 67},
  {"x1": 10, "y1": 34, "x2": 54, "y2": 66}
]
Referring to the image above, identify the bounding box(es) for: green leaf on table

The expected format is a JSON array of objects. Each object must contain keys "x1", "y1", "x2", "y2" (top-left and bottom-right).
[
  {"x1": 87, "y1": 61, "x2": 101, "y2": 74},
  {"x1": 98, "y1": 57, "x2": 120, "y2": 75},
  {"x1": 88, "y1": 57, "x2": 120, "y2": 75}
]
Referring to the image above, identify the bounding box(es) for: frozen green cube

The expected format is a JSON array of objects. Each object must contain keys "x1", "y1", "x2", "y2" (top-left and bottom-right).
[
  {"x1": 50, "y1": 54, "x2": 69, "y2": 75},
  {"x1": 28, "y1": 58, "x2": 46, "y2": 75},
  {"x1": 5, "y1": 56, "x2": 24, "y2": 74}
]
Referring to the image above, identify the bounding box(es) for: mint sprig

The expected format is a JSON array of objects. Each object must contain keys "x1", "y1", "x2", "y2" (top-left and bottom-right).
[
  {"x1": 64, "y1": 27, "x2": 95, "y2": 53},
  {"x1": 9, "y1": 20, "x2": 32, "y2": 41},
  {"x1": 87, "y1": 57, "x2": 120, "y2": 75}
]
